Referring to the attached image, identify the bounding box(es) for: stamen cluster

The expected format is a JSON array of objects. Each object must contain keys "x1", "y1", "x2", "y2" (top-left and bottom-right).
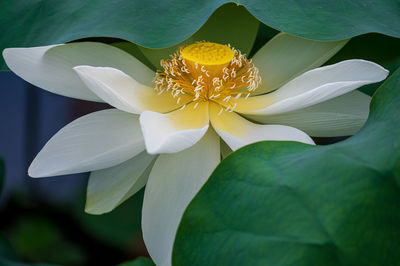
[{"x1": 154, "y1": 43, "x2": 261, "y2": 113}]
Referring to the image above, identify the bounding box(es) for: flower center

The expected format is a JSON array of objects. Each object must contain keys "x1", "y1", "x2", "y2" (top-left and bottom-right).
[{"x1": 155, "y1": 41, "x2": 261, "y2": 114}]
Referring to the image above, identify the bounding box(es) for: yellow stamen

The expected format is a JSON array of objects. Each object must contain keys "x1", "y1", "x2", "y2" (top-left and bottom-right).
[{"x1": 155, "y1": 41, "x2": 261, "y2": 113}]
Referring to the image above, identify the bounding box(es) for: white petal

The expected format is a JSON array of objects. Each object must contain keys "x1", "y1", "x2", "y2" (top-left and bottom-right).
[
  {"x1": 142, "y1": 129, "x2": 220, "y2": 266},
  {"x1": 252, "y1": 33, "x2": 348, "y2": 95},
  {"x1": 210, "y1": 103, "x2": 314, "y2": 151},
  {"x1": 234, "y1": 60, "x2": 388, "y2": 115},
  {"x1": 74, "y1": 66, "x2": 187, "y2": 114},
  {"x1": 29, "y1": 109, "x2": 145, "y2": 177},
  {"x1": 2, "y1": 42, "x2": 154, "y2": 101},
  {"x1": 85, "y1": 151, "x2": 156, "y2": 214},
  {"x1": 139, "y1": 102, "x2": 209, "y2": 154},
  {"x1": 246, "y1": 90, "x2": 371, "y2": 137}
]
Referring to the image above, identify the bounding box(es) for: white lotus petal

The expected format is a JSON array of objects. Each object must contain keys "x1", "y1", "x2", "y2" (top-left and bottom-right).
[
  {"x1": 142, "y1": 129, "x2": 220, "y2": 266},
  {"x1": 252, "y1": 33, "x2": 348, "y2": 95},
  {"x1": 234, "y1": 60, "x2": 388, "y2": 115},
  {"x1": 29, "y1": 109, "x2": 145, "y2": 177},
  {"x1": 3, "y1": 42, "x2": 154, "y2": 101},
  {"x1": 246, "y1": 90, "x2": 371, "y2": 137},
  {"x1": 210, "y1": 103, "x2": 314, "y2": 151},
  {"x1": 85, "y1": 151, "x2": 156, "y2": 214},
  {"x1": 139, "y1": 102, "x2": 209, "y2": 154},
  {"x1": 74, "y1": 66, "x2": 187, "y2": 114}
]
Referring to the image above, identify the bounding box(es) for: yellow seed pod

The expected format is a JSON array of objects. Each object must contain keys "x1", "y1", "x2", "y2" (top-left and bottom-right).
[{"x1": 181, "y1": 42, "x2": 234, "y2": 66}]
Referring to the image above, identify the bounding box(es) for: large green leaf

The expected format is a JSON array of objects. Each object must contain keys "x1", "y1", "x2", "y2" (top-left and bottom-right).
[
  {"x1": 243, "y1": 0, "x2": 400, "y2": 41},
  {"x1": 173, "y1": 68, "x2": 400, "y2": 265},
  {"x1": 1, "y1": 1, "x2": 399, "y2": 69}
]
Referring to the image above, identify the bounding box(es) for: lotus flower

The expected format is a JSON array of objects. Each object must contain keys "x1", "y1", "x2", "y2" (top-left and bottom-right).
[{"x1": 2, "y1": 33, "x2": 388, "y2": 265}]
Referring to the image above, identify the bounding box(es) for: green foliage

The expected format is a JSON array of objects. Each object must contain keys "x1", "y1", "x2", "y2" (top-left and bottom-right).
[
  {"x1": 1, "y1": 1, "x2": 400, "y2": 69},
  {"x1": 242, "y1": 0, "x2": 400, "y2": 41},
  {"x1": 118, "y1": 257, "x2": 155, "y2": 266},
  {"x1": 173, "y1": 68, "x2": 400, "y2": 265},
  {"x1": 5, "y1": 217, "x2": 86, "y2": 265},
  {"x1": 0, "y1": 236, "x2": 59, "y2": 266},
  {"x1": 0, "y1": 186, "x2": 145, "y2": 265}
]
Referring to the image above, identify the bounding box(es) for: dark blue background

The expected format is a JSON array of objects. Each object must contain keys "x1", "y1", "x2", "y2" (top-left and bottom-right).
[{"x1": 0, "y1": 71, "x2": 108, "y2": 206}]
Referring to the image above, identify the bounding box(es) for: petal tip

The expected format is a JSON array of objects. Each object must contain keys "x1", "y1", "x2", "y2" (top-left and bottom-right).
[
  {"x1": 28, "y1": 157, "x2": 61, "y2": 178},
  {"x1": 2, "y1": 47, "x2": 10, "y2": 58},
  {"x1": 381, "y1": 67, "x2": 390, "y2": 79},
  {"x1": 84, "y1": 204, "x2": 107, "y2": 215},
  {"x1": 2, "y1": 47, "x2": 18, "y2": 68},
  {"x1": 72, "y1": 65, "x2": 93, "y2": 75},
  {"x1": 28, "y1": 155, "x2": 69, "y2": 178},
  {"x1": 351, "y1": 59, "x2": 389, "y2": 81},
  {"x1": 305, "y1": 136, "x2": 316, "y2": 145},
  {"x1": 28, "y1": 162, "x2": 46, "y2": 178}
]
